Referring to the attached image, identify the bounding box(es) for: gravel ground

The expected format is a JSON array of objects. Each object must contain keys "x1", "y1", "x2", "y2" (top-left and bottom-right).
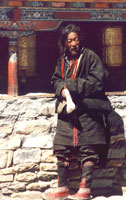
[{"x1": 92, "y1": 196, "x2": 125, "y2": 200}]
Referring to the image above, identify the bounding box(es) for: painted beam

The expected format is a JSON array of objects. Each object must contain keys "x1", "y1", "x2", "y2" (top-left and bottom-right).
[
  {"x1": 27, "y1": 0, "x2": 126, "y2": 2},
  {"x1": 5, "y1": 0, "x2": 126, "y2": 2},
  {"x1": 1, "y1": 7, "x2": 126, "y2": 32}
]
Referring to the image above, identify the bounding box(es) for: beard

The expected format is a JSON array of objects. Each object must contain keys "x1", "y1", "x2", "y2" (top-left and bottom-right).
[{"x1": 68, "y1": 45, "x2": 80, "y2": 58}]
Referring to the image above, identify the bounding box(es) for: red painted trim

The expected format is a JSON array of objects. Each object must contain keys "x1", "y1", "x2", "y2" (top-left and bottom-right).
[{"x1": 54, "y1": 12, "x2": 91, "y2": 20}]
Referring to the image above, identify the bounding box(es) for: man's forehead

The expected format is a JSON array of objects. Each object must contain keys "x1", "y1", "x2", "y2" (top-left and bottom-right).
[{"x1": 67, "y1": 32, "x2": 78, "y2": 38}]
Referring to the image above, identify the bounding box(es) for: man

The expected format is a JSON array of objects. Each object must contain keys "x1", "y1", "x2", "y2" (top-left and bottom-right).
[{"x1": 43, "y1": 24, "x2": 112, "y2": 200}]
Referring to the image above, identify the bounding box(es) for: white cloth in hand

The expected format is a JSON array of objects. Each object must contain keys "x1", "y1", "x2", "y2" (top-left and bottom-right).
[{"x1": 64, "y1": 88, "x2": 76, "y2": 113}]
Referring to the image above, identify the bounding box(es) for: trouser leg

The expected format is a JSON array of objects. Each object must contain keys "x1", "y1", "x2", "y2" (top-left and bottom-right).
[
  {"x1": 68, "y1": 146, "x2": 99, "y2": 200},
  {"x1": 79, "y1": 146, "x2": 99, "y2": 188},
  {"x1": 81, "y1": 161, "x2": 94, "y2": 188},
  {"x1": 42, "y1": 147, "x2": 70, "y2": 200},
  {"x1": 57, "y1": 157, "x2": 69, "y2": 187}
]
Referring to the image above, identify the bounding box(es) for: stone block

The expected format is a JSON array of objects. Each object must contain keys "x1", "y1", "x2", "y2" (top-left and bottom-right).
[
  {"x1": 107, "y1": 148, "x2": 125, "y2": 159},
  {"x1": 11, "y1": 191, "x2": 42, "y2": 200},
  {"x1": 0, "y1": 174, "x2": 13, "y2": 182},
  {"x1": 22, "y1": 135, "x2": 53, "y2": 148},
  {"x1": 8, "y1": 182, "x2": 26, "y2": 192},
  {"x1": 41, "y1": 150, "x2": 57, "y2": 163},
  {"x1": 0, "y1": 150, "x2": 8, "y2": 168},
  {"x1": 15, "y1": 172, "x2": 37, "y2": 182},
  {"x1": 0, "y1": 167, "x2": 15, "y2": 175},
  {"x1": 0, "y1": 123, "x2": 14, "y2": 138},
  {"x1": 91, "y1": 179, "x2": 113, "y2": 189},
  {"x1": 37, "y1": 171, "x2": 57, "y2": 181},
  {"x1": 14, "y1": 163, "x2": 39, "y2": 173},
  {"x1": 14, "y1": 119, "x2": 52, "y2": 135},
  {"x1": 0, "y1": 135, "x2": 21, "y2": 150},
  {"x1": 26, "y1": 181, "x2": 50, "y2": 190},
  {"x1": 93, "y1": 168, "x2": 117, "y2": 178},
  {"x1": 40, "y1": 163, "x2": 57, "y2": 171},
  {"x1": 13, "y1": 148, "x2": 41, "y2": 164}
]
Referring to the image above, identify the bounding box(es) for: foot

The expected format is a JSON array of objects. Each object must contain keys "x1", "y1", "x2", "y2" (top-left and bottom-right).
[
  {"x1": 42, "y1": 186, "x2": 70, "y2": 200},
  {"x1": 68, "y1": 188, "x2": 91, "y2": 200}
]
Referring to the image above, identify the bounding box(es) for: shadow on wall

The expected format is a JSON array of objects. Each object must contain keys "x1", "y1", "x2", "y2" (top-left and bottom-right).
[
  {"x1": 67, "y1": 108, "x2": 126, "y2": 198},
  {"x1": 0, "y1": 37, "x2": 8, "y2": 94}
]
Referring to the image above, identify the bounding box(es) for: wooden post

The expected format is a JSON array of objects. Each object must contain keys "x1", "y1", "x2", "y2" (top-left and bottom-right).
[
  {"x1": 8, "y1": 53, "x2": 18, "y2": 96},
  {"x1": 8, "y1": 36, "x2": 18, "y2": 96}
]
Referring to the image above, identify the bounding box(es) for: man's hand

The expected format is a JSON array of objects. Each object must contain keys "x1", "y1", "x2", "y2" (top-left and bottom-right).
[{"x1": 61, "y1": 88, "x2": 67, "y2": 98}]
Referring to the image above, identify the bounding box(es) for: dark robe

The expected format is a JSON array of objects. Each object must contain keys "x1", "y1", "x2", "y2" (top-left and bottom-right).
[{"x1": 51, "y1": 47, "x2": 112, "y2": 147}]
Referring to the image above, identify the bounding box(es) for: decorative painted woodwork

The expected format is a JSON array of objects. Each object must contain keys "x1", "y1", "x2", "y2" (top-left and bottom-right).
[
  {"x1": 52, "y1": 2, "x2": 66, "y2": 8},
  {"x1": 26, "y1": 0, "x2": 126, "y2": 2},
  {"x1": 102, "y1": 27, "x2": 123, "y2": 66},
  {"x1": 94, "y1": 3, "x2": 109, "y2": 8},
  {"x1": 19, "y1": 8, "x2": 125, "y2": 22},
  {"x1": 103, "y1": 27, "x2": 122, "y2": 45},
  {"x1": 9, "y1": 1, "x2": 23, "y2": 7},
  {"x1": 1, "y1": 8, "x2": 126, "y2": 29},
  {"x1": 103, "y1": 46, "x2": 123, "y2": 67},
  {"x1": 1, "y1": 7, "x2": 126, "y2": 33},
  {"x1": 18, "y1": 33, "x2": 36, "y2": 79}
]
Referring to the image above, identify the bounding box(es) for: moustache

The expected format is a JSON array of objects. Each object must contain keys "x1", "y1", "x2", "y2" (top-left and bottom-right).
[{"x1": 70, "y1": 45, "x2": 79, "y2": 51}]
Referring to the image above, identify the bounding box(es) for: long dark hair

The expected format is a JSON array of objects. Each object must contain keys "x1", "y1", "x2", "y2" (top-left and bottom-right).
[{"x1": 58, "y1": 24, "x2": 84, "y2": 55}]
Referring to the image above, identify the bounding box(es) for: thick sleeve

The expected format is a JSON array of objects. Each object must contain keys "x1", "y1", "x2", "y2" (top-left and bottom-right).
[
  {"x1": 51, "y1": 58, "x2": 65, "y2": 100},
  {"x1": 65, "y1": 51, "x2": 106, "y2": 99}
]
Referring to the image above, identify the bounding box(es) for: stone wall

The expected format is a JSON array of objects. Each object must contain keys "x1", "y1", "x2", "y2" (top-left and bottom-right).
[{"x1": 0, "y1": 94, "x2": 126, "y2": 200}]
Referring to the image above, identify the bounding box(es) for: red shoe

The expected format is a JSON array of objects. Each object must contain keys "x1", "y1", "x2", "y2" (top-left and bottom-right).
[
  {"x1": 42, "y1": 186, "x2": 70, "y2": 200},
  {"x1": 68, "y1": 188, "x2": 91, "y2": 200}
]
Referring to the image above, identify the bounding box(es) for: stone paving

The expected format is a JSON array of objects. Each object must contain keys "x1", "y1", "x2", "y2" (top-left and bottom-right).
[
  {"x1": 0, "y1": 195, "x2": 126, "y2": 200},
  {"x1": 93, "y1": 196, "x2": 125, "y2": 200}
]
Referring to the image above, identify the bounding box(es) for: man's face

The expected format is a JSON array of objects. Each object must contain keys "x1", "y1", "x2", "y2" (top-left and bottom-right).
[{"x1": 66, "y1": 32, "x2": 80, "y2": 58}]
